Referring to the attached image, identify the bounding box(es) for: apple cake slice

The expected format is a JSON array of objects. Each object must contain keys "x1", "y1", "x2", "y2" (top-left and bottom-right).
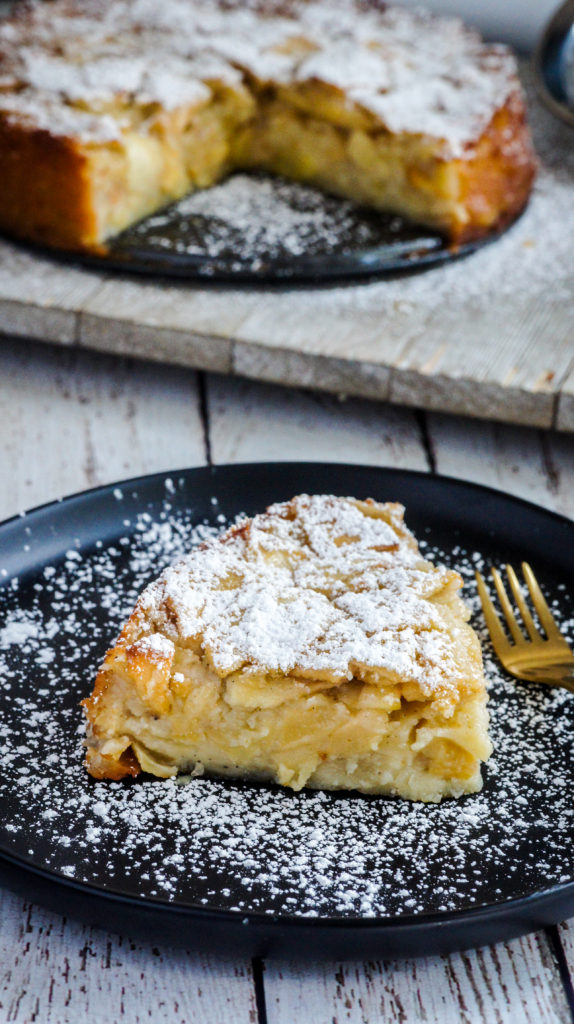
[{"x1": 83, "y1": 494, "x2": 492, "y2": 803}]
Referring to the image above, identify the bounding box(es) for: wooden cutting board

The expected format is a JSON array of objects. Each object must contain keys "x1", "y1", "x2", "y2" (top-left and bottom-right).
[{"x1": 1, "y1": 68, "x2": 572, "y2": 432}]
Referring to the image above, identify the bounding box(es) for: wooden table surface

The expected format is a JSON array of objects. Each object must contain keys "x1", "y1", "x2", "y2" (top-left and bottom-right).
[{"x1": 1, "y1": 336, "x2": 574, "y2": 1022}]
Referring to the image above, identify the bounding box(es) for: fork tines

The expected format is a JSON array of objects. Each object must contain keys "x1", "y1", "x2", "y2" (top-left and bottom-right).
[
  {"x1": 476, "y1": 561, "x2": 563, "y2": 647},
  {"x1": 476, "y1": 561, "x2": 574, "y2": 688}
]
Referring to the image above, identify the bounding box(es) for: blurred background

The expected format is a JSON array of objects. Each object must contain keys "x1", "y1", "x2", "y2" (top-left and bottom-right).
[
  {"x1": 389, "y1": 0, "x2": 557, "y2": 51},
  {"x1": 0, "y1": 0, "x2": 561, "y2": 51}
]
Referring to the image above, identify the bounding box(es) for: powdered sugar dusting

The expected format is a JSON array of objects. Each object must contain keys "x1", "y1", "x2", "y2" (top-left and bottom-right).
[
  {"x1": 1, "y1": 478, "x2": 574, "y2": 921},
  {"x1": 138, "y1": 174, "x2": 387, "y2": 265},
  {"x1": 138, "y1": 494, "x2": 472, "y2": 701},
  {"x1": 0, "y1": 0, "x2": 518, "y2": 152}
]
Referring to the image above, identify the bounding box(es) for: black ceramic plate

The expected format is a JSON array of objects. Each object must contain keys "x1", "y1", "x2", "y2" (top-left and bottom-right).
[
  {"x1": 1, "y1": 463, "x2": 574, "y2": 959},
  {"x1": 42, "y1": 173, "x2": 495, "y2": 283}
]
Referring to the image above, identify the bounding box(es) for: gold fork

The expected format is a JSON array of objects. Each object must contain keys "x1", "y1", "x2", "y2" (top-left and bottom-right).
[{"x1": 475, "y1": 562, "x2": 574, "y2": 694}]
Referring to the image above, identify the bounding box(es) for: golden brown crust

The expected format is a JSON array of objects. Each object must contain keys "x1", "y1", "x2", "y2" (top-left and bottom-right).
[
  {"x1": 450, "y1": 91, "x2": 537, "y2": 246},
  {"x1": 0, "y1": 98, "x2": 535, "y2": 253},
  {"x1": 0, "y1": 119, "x2": 99, "y2": 250},
  {"x1": 84, "y1": 744, "x2": 141, "y2": 781}
]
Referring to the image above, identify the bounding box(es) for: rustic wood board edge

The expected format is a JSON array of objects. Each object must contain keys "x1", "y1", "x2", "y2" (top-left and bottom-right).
[{"x1": 0, "y1": 316, "x2": 570, "y2": 434}]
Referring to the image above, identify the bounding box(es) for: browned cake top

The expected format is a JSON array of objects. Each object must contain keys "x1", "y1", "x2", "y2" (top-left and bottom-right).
[{"x1": 0, "y1": 0, "x2": 521, "y2": 155}]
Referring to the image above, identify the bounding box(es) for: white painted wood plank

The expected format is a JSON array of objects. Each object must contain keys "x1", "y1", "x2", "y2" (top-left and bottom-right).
[
  {"x1": 387, "y1": 293, "x2": 574, "y2": 429},
  {"x1": 234, "y1": 342, "x2": 391, "y2": 403},
  {"x1": 207, "y1": 372, "x2": 427, "y2": 468},
  {"x1": 264, "y1": 936, "x2": 568, "y2": 1024},
  {"x1": 3, "y1": 231, "x2": 570, "y2": 428},
  {"x1": 0, "y1": 888, "x2": 257, "y2": 1024},
  {"x1": 78, "y1": 277, "x2": 260, "y2": 373},
  {"x1": 557, "y1": 921, "x2": 574, "y2": 988},
  {"x1": 231, "y1": 295, "x2": 393, "y2": 401},
  {"x1": 79, "y1": 274, "x2": 259, "y2": 341},
  {"x1": 0, "y1": 337, "x2": 205, "y2": 521},
  {"x1": 230, "y1": 266, "x2": 574, "y2": 422},
  {"x1": 555, "y1": 366, "x2": 574, "y2": 433},
  {"x1": 0, "y1": 241, "x2": 103, "y2": 344},
  {"x1": 80, "y1": 316, "x2": 232, "y2": 374},
  {"x1": 539, "y1": 430, "x2": 574, "y2": 521},
  {"x1": 426, "y1": 413, "x2": 574, "y2": 520}
]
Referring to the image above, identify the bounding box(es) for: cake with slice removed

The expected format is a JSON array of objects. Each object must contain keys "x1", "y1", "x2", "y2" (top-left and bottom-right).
[{"x1": 0, "y1": 0, "x2": 536, "y2": 252}]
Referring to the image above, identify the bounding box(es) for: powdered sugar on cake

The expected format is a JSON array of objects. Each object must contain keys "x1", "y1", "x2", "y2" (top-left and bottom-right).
[
  {"x1": 135, "y1": 495, "x2": 471, "y2": 700},
  {"x1": 0, "y1": 0, "x2": 518, "y2": 154}
]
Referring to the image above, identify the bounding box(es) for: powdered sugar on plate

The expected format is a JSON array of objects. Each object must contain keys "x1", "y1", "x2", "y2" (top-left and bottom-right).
[
  {"x1": 0, "y1": 476, "x2": 574, "y2": 921},
  {"x1": 134, "y1": 173, "x2": 391, "y2": 268},
  {"x1": 115, "y1": 170, "x2": 427, "y2": 276}
]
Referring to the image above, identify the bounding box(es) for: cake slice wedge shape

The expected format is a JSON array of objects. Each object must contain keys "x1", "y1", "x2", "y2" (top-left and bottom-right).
[{"x1": 83, "y1": 494, "x2": 492, "y2": 802}]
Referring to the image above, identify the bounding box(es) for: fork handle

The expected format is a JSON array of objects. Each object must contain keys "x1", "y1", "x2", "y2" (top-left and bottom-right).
[{"x1": 522, "y1": 664, "x2": 574, "y2": 693}]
